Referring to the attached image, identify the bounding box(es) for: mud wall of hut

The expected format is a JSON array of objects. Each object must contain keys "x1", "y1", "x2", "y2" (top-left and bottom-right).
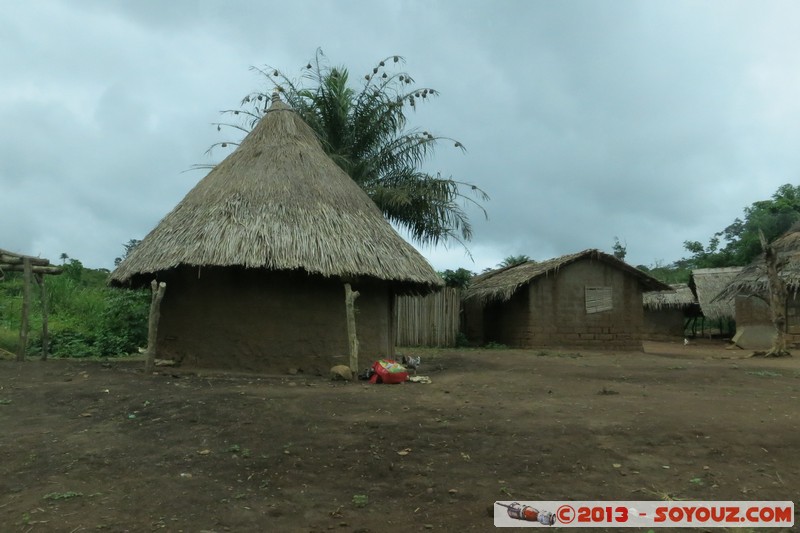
[
  {"x1": 153, "y1": 267, "x2": 392, "y2": 374},
  {"x1": 475, "y1": 259, "x2": 644, "y2": 350},
  {"x1": 735, "y1": 293, "x2": 800, "y2": 334},
  {"x1": 734, "y1": 295, "x2": 772, "y2": 329}
]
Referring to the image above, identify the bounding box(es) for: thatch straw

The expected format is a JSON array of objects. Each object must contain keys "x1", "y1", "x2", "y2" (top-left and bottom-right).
[
  {"x1": 643, "y1": 283, "x2": 696, "y2": 310},
  {"x1": 689, "y1": 267, "x2": 743, "y2": 320},
  {"x1": 463, "y1": 249, "x2": 671, "y2": 305},
  {"x1": 110, "y1": 97, "x2": 442, "y2": 291},
  {"x1": 715, "y1": 229, "x2": 800, "y2": 301}
]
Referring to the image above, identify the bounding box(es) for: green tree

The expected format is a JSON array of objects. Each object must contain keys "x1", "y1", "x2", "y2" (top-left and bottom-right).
[
  {"x1": 439, "y1": 268, "x2": 474, "y2": 288},
  {"x1": 682, "y1": 184, "x2": 800, "y2": 268},
  {"x1": 212, "y1": 49, "x2": 488, "y2": 247}
]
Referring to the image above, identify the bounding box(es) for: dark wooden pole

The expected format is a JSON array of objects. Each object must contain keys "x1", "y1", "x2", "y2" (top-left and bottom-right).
[
  {"x1": 36, "y1": 274, "x2": 50, "y2": 361},
  {"x1": 344, "y1": 283, "x2": 360, "y2": 377},
  {"x1": 16, "y1": 258, "x2": 32, "y2": 361},
  {"x1": 144, "y1": 280, "x2": 167, "y2": 374}
]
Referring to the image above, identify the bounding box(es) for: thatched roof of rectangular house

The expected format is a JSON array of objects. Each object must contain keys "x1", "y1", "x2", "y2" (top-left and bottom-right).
[
  {"x1": 689, "y1": 267, "x2": 743, "y2": 320},
  {"x1": 643, "y1": 283, "x2": 696, "y2": 311},
  {"x1": 463, "y1": 249, "x2": 672, "y2": 305}
]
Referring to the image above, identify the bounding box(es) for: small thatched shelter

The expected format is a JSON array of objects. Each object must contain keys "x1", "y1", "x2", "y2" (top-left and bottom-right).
[
  {"x1": 111, "y1": 94, "x2": 442, "y2": 373},
  {"x1": 642, "y1": 283, "x2": 700, "y2": 339},
  {"x1": 715, "y1": 228, "x2": 800, "y2": 347},
  {"x1": 462, "y1": 249, "x2": 671, "y2": 350},
  {"x1": 689, "y1": 267, "x2": 743, "y2": 322}
]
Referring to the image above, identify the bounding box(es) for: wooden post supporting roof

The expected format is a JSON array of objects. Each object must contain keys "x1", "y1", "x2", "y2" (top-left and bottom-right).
[
  {"x1": 344, "y1": 283, "x2": 360, "y2": 377},
  {"x1": 144, "y1": 280, "x2": 167, "y2": 374}
]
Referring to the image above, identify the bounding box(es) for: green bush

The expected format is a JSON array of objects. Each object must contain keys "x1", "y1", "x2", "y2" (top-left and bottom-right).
[
  {"x1": 30, "y1": 329, "x2": 100, "y2": 358},
  {"x1": 455, "y1": 332, "x2": 470, "y2": 347},
  {"x1": 96, "y1": 288, "x2": 149, "y2": 356},
  {"x1": 2, "y1": 259, "x2": 149, "y2": 358},
  {"x1": 0, "y1": 327, "x2": 18, "y2": 355}
]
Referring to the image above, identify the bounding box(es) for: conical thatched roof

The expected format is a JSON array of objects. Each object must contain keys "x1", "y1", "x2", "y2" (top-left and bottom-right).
[
  {"x1": 463, "y1": 249, "x2": 671, "y2": 305},
  {"x1": 110, "y1": 95, "x2": 442, "y2": 291},
  {"x1": 689, "y1": 267, "x2": 743, "y2": 320},
  {"x1": 643, "y1": 283, "x2": 696, "y2": 311},
  {"x1": 715, "y1": 228, "x2": 800, "y2": 301}
]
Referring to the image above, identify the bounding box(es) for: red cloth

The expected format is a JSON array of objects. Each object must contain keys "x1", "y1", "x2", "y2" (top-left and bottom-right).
[{"x1": 369, "y1": 359, "x2": 408, "y2": 384}]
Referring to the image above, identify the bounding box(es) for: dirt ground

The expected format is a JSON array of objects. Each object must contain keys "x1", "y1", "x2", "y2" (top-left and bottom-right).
[{"x1": 1, "y1": 340, "x2": 798, "y2": 532}]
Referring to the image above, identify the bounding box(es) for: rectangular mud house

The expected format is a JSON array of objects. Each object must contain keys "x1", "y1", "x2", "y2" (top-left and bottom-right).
[
  {"x1": 462, "y1": 250, "x2": 671, "y2": 350},
  {"x1": 642, "y1": 283, "x2": 700, "y2": 340},
  {"x1": 110, "y1": 93, "x2": 442, "y2": 374}
]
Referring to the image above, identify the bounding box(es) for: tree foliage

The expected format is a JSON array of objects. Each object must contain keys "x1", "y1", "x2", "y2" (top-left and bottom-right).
[
  {"x1": 210, "y1": 49, "x2": 488, "y2": 247},
  {"x1": 682, "y1": 184, "x2": 800, "y2": 269},
  {"x1": 438, "y1": 268, "x2": 474, "y2": 289},
  {"x1": 612, "y1": 236, "x2": 627, "y2": 261}
]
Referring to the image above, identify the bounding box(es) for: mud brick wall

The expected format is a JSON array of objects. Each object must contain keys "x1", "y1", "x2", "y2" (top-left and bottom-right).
[{"x1": 481, "y1": 259, "x2": 645, "y2": 350}]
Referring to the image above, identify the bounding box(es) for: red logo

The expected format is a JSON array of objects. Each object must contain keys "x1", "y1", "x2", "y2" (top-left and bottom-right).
[{"x1": 557, "y1": 505, "x2": 575, "y2": 524}]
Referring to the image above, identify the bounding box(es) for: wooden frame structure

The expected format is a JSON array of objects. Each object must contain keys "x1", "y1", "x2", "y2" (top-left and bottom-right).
[{"x1": 0, "y1": 248, "x2": 63, "y2": 361}]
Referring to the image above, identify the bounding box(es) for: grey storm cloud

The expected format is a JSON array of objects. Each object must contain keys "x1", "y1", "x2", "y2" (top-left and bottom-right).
[{"x1": 2, "y1": 0, "x2": 800, "y2": 273}]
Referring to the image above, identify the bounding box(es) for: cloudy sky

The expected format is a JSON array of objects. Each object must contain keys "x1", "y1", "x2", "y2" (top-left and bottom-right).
[{"x1": 2, "y1": 1, "x2": 800, "y2": 273}]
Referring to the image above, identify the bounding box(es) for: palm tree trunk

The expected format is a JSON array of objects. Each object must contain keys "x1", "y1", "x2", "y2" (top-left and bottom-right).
[{"x1": 759, "y1": 230, "x2": 790, "y2": 357}]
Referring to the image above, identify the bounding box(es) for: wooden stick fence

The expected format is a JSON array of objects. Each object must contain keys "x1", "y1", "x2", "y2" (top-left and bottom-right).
[
  {"x1": 394, "y1": 287, "x2": 461, "y2": 347},
  {"x1": 0, "y1": 248, "x2": 63, "y2": 361}
]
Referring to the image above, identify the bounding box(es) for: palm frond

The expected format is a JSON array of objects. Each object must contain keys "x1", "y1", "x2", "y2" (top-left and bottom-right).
[{"x1": 201, "y1": 50, "x2": 487, "y2": 249}]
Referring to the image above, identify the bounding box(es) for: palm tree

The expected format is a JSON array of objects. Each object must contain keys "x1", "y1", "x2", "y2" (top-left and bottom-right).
[
  {"x1": 209, "y1": 49, "x2": 487, "y2": 247},
  {"x1": 498, "y1": 255, "x2": 532, "y2": 268},
  {"x1": 59, "y1": 252, "x2": 69, "y2": 265}
]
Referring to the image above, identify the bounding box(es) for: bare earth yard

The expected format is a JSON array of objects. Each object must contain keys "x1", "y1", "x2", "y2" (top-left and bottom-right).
[{"x1": 1, "y1": 341, "x2": 798, "y2": 532}]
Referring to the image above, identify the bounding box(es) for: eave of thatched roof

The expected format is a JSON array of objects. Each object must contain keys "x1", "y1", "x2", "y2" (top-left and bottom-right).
[
  {"x1": 643, "y1": 283, "x2": 696, "y2": 311},
  {"x1": 110, "y1": 96, "x2": 442, "y2": 292},
  {"x1": 463, "y1": 249, "x2": 672, "y2": 305},
  {"x1": 689, "y1": 266, "x2": 743, "y2": 320}
]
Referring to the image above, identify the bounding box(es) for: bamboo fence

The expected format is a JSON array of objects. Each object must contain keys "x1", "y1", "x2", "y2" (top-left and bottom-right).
[{"x1": 394, "y1": 287, "x2": 461, "y2": 347}]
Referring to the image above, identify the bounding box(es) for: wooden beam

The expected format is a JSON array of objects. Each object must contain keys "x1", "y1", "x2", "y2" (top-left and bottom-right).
[
  {"x1": 0, "y1": 249, "x2": 51, "y2": 266},
  {"x1": 144, "y1": 280, "x2": 167, "y2": 374},
  {"x1": 16, "y1": 258, "x2": 32, "y2": 361},
  {"x1": 344, "y1": 283, "x2": 360, "y2": 377},
  {"x1": 0, "y1": 264, "x2": 63, "y2": 275}
]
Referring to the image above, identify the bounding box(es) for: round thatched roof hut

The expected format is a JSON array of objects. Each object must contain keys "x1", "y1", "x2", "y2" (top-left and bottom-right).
[{"x1": 111, "y1": 94, "x2": 442, "y2": 373}]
